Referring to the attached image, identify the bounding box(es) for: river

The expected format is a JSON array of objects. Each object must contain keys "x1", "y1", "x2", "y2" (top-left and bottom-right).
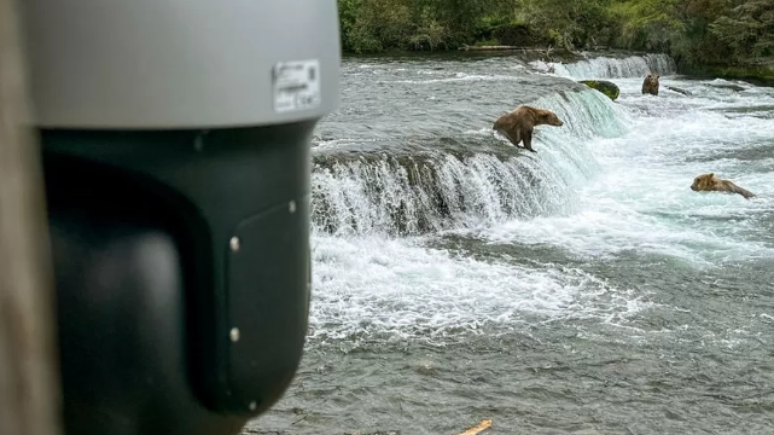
[{"x1": 245, "y1": 52, "x2": 774, "y2": 435}]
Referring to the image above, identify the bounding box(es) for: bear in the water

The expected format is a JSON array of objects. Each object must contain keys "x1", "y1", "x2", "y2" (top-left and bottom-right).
[
  {"x1": 642, "y1": 74, "x2": 660, "y2": 95},
  {"x1": 492, "y1": 105, "x2": 563, "y2": 153},
  {"x1": 691, "y1": 173, "x2": 755, "y2": 199}
]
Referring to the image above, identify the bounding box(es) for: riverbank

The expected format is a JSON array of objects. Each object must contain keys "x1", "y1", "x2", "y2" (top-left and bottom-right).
[
  {"x1": 337, "y1": 0, "x2": 773, "y2": 86},
  {"x1": 341, "y1": 47, "x2": 774, "y2": 87},
  {"x1": 678, "y1": 62, "x2": 774, "y2": 87}
]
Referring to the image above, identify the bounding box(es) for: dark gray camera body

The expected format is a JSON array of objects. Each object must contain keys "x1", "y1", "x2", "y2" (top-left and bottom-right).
[{"x1": 20, "y1": 1, "x2": 341, "y2": 434}]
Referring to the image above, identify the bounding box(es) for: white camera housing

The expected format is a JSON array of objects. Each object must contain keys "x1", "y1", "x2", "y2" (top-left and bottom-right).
[{"x1": 21, "y1": 0, "x2": 341, "y2": 129}]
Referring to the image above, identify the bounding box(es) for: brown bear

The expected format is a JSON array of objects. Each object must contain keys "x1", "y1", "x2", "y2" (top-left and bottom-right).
[
  {"x1": 690, "y1": 173, "x2": 755, "y2": 199},
  {"x1": 642, "y1": 74, "x2": 660, "y2": 95},
  {"x1": 492, "y1": 105, "x2": 564, "y2": 153}
]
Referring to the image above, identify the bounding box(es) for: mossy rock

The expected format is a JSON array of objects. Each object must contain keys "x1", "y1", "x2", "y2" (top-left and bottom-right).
[{"x1": 579, "y1": 80, "x2": 620, "y2": 101}]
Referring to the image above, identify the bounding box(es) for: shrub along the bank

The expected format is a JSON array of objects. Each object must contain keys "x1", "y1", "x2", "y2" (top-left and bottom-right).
[{"x1": 338, "y1": 0, "x2": 774, "y2": 80}]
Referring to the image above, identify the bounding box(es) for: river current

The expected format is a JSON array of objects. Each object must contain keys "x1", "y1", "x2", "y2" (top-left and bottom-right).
[{"x1": 246, "y1": 53, "x2": 774, "y2": 435}]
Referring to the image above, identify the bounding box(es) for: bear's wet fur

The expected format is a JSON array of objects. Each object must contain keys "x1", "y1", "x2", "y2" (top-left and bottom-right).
[
  {"x1": 691, "y1": 173, "x2": 755, "y2": 199},
  {"x1": 642, "y1": 74, "x2": 660, "y2": 95},
  {"x1": 492, "y1": 105, "x2": 564, "y2": 153}
]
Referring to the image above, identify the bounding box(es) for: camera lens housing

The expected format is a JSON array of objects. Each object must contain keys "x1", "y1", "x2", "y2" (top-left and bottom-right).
[{"x1": 21, "y1": 1, "x2": 340, "y2": 434}]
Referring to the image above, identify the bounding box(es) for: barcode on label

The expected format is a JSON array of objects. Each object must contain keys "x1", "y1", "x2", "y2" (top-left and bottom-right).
[{"x1": 273, "y1": 59, "x2": 321, "y2": 113}]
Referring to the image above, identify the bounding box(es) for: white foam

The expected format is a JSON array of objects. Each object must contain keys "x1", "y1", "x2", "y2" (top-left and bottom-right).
[
  {"x1": 308, "y1": 234, "x2": 641, "y2": 345},
  {"x1": 311, "y1": 151, "x2": 583, "y2": 236},
  {"x1": 312, "y1": 89, "x2": 624, "y2": 236},
  {"x1": 309, "y1": 57, "x2": 774, "y2": 346},
  {"x1": 478, "y1": 75, "x2": 774, "y2": 266},
  {"x1": 540, "y1": 53, "x2": 676, "y2": 79},
  {"x1": 383, "y1": 73, "x2": 523, "y2": 85}
]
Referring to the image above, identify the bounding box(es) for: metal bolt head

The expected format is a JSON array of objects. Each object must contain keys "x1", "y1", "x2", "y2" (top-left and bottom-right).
[
  {"x1": 229, "y1": 327, "x2": 240, "y2": 342},
  {"x1": 289, "y1": 200, "x2": 297, "y2": 213},
  {"x1": 229, "y1": 237, "x2": 240, "y2": 252}
]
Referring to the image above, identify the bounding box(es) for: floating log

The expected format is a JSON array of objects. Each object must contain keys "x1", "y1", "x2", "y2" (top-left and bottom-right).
[
  {"x1": 459, "y1": 45, "x2": 550, "y2": 52},
  {"x1": 454, "y1": 419, "x2": 493, "y2": 435},
  {"x1": 459, "y1": 45, "x2": 519, "y2": 51},
  {"x1": 666, "y1": 85, "x2": 692, "y2": 96}
]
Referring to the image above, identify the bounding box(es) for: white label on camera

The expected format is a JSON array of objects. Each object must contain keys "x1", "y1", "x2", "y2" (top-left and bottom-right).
[{"x1": 272, "y1": 59, "x2": 321, "y2": 113}]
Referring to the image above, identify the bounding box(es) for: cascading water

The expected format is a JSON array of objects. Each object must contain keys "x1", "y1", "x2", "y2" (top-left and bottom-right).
[
  {"x1": 533, "y1": 52, "x2": 677, "y2": 79},
  {"x1": 311, "y1": 89, "x2": 626, "y2": 236},
  {"x1": 250, "y1": 53, "x2": 774, "y2": 435}
]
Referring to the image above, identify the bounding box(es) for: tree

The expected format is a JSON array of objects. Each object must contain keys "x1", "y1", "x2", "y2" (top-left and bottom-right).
[
  {"x1": 710, "y1": 0, "x2": 774, "y2": 63},
  {"x1": 519, "y1": 0, "x2": 614, "y2": 50},
  {"x1": 609, "y1": 0, "x2": 685, "y2": 51}
]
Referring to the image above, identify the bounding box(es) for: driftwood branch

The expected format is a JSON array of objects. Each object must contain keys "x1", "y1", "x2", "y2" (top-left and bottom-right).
[
  {"x1": 343, "y1": 419, "x2": 493, "y2": 435},
  {"x1": 459, "y1": 45, "x2": 549, "y2": 52},
  {"x1": 454, "y1": 419, "x2": 492, "y2": 435},
  {"x1": 0, "y1": 1, "x2": 62, "y2": 435}
]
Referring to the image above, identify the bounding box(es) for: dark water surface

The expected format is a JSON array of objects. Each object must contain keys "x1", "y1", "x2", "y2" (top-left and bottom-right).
[{"x1": 246, "y1": 53, "x2": 774, "y2": 434}]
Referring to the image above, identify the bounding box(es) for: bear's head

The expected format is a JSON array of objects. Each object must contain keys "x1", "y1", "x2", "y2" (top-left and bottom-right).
[
  {"x1": 539, "y1": 110, "x2": 564, "y2": 127},
  {"x1": 691, "y1": 173, "x2": 716, "y2": 191}
]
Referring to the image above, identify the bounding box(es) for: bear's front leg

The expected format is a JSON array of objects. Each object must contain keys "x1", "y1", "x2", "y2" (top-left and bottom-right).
[{"x1": 523, "y1": 130, "x2": 537, "y2": 153}]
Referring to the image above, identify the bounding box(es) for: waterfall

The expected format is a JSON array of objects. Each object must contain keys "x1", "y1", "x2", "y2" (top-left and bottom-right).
[
  {"x1": 311, "y1": 89, "x2": 628, "y2": 236},
  {"x1": 538, "y1": 53, "x2": 677, "y2": 79}
]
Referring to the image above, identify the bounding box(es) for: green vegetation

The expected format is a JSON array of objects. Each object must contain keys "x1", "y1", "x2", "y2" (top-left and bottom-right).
[
  {"x1": 337, "y1": 0, "x2": 522, "y2": 53},
  {"x1": 337, "y1": 0, "x2": 774, "y2": 80}
]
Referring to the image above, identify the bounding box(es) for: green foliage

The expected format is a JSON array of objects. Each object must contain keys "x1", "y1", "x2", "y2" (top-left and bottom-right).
[
  {"x1": 337, "y1": 0, "x2": 413, "y2": 53},
  {"x1": 336, "y1": 0, "x2": 774, "y2": 73},
  {"x1": 337, "y1": 0, "x2": 521, "y2": 53},
  {"x1": 606, "y1": 0, "x2": 754, "y2": 66},
  {"x1": 609, "y1": 0, "x2": 684, "y2": 51},
  {"x1": 709, "y1": 1, "x2": 774, "y2": 62},
  {"x1": 519, "y1": 0, "x2": 616, "y2": 50}
]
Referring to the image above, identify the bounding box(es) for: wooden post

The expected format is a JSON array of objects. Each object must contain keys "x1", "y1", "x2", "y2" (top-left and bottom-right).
[{"x1": 0, "y1": 0, "x2": 62, "y2": 435}]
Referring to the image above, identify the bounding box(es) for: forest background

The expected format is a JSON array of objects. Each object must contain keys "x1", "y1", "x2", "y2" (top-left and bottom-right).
[{"x1": 337, "y1": 0, "x2": 774, "y2": 81}]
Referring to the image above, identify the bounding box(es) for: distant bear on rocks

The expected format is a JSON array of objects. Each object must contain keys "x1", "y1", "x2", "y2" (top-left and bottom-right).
[
  {"x1": 691, "y1": 173, "x2": 755, "y2": 199},
  {"x1": 642, "y1": 74, "x2": 660, "y2": 95},
  {"x1": 493, "y1": 105, "x2": 564, "y2": 153}
]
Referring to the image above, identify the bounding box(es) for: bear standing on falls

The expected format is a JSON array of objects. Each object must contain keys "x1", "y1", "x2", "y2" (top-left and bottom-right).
[
  {"x1": 642, "y1": 74, "x2": 660, "y2": 95},
  {"x1": 691, "y1": 173, "x2": 755, "y2": 199},
  {"x1": 492, "y1": 105, "x2": 564, "y2": 153}
]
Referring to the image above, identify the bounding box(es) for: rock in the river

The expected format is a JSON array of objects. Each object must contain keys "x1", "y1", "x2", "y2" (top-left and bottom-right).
[
  {"x1": 667, "y1": 85, "x2": 692, "y2": 96},
  {"x1": 579, "y1": 80, "x2": 620, "y2": 100}
]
